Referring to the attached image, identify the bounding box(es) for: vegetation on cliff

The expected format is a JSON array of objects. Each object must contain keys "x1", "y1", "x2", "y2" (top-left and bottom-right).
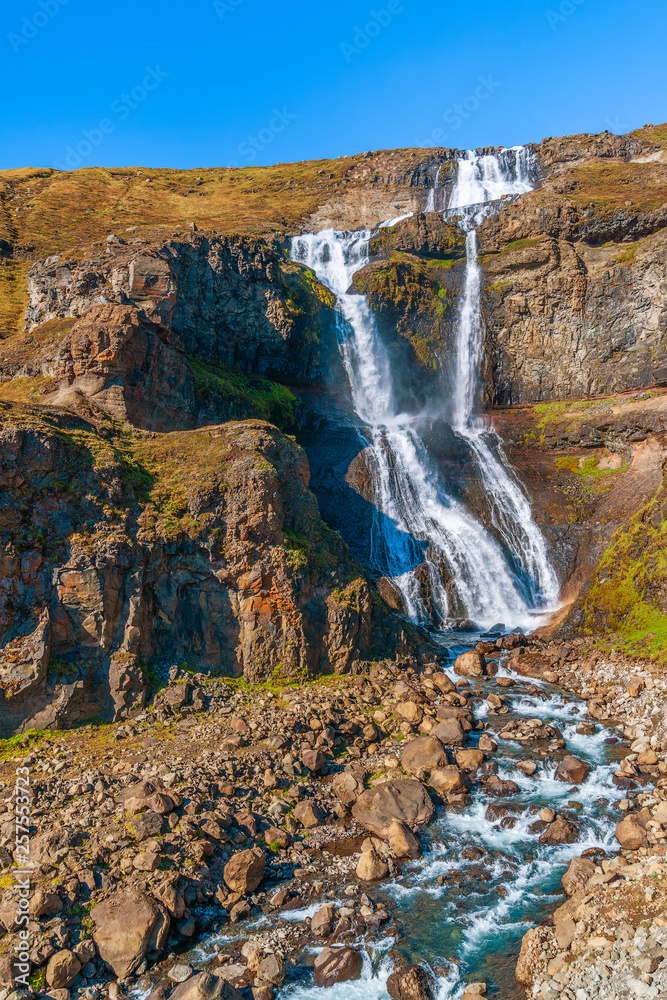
[{"x1": 580, "y1": 472, "x2": 667, "y2": 660}]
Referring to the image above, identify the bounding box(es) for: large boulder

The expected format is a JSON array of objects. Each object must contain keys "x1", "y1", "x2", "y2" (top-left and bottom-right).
[
  {"x1": 453, "y1": 651, "x2": 486, "y2": 678},
  {"x1": 46, "y1": 950, "x2": 81, "y2": 989},
  {"x1": 387, "y1": 965, "x2": 435, "y2": 1000},
  {"x1": 615, "y1": 814, "x2": 648, "y2": 850},
  {"x1": 428, "y1": 766, "x2": 470, "y2": 795},
  {"x1": 554, "y1": 755, "x2": 590, "y2": 784},
  {"x1": 400, "y1": 736, "x2": 448, "y2": 775},
  {"x1": 92, "y1": 890, "x2": 170, "y2": 977},
  {"x1": 432, "y1": 672, "x2": 456, "y2": 694},
  {"x1": 332, "y1": 771, "x2": 364, "y2": 804},
  {"x1": 293, "y1": 799, "x2": 326, "y2": 829},
  {"x1": 29, "y1": 829, "x2": 72, "y2": 866},
  {"x1": 485, "y1": 776, "x2": 520, "y2": 797},
  {"x1": 430, "y1": 718, "x2": 465, "y2": 747},
  {"x1": 356, "y1": 848, "x2": 389, "y2": 880},
  {"x1": 224, "y1": 848, "x2": 266, "y2": 893},
  {"x1": 538, "y1": 815, "x2": 578, "y2": 845},
  {"x1": 562, "y1": 856, "x2": 595, "y2": 896},
  {"x1": 387, "y1": 819, "x2": 422, "y2": 859},
  {"x1": 313, "y1": 946, "x2": 363, "y2": 987},
  {"x1": 171, "y1": 973, "x2": 243, "y2": 1000},
  {"x1": 352, "y1": 779, "x2": 434, "y2": 838}
]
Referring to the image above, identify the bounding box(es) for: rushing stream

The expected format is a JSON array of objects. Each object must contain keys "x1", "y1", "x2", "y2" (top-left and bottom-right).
[{"x1": 184, "y1": 664, "x2": 625, "y2": 1000}]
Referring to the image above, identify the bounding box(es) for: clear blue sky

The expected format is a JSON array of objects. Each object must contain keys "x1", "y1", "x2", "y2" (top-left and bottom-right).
[{"x1": 2, "y1": 0, "x2": 666, "y2": 170}]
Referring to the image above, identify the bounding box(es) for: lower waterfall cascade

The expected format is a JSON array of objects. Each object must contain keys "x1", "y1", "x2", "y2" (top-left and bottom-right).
[{"x1": 291, "y1": 147, "x2": 558, "y2": 632}]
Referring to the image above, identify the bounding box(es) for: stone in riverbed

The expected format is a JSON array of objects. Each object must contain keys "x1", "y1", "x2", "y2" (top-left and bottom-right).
[
  {"x1": 515, "y1": 760, "x2": 537, "y2": 776},
  {"x1": 453, "y1": 651, "x2": 486, "y2": 678},
  {"x1": 432, "y1": 672, "x2": 456, "y2": 694},
  {"x1": 313, "y1": 946, "x2": 363, "y2": 987},
  {"x1": 311, "y1": 902, "x2": 336, "y2": 936},
  {"x1": 400, "y1": 735, "x2": 448, "y2": 775},
  {"x1": 456, "y1": 749, "x2": 484, "y2": 770},
  {"x1": 615, "y1": 813, "x2": 648, "y2": 850},
  {"x1": 224, "y1": 848, "x2": 266, "y2": 893},
  {"x1": 539, "y1": 815, "x2": 577, "y2": 845},
  {"x1": 485, "y1": 776, "x2": 520, "y2": 797},
  {"x1": 554, "y1": 755, "x2": 590, "y2": 784},
  {"x1": 386, "y1": 964, "x2": 435, "y2": 1000},
  {"x1": 477, "y1": 734, "x2": 498, "y2": 753},
  {"x1": 562, "y1": 856, "x2": 595, "y2": 896},
  {"x1": 430, "y1": 718, "x2": 465, "y2": 747},
  {"x1": 171, "y1": 973, "x2": 244, "y2": 1000},
  {"x1": 428, "y1": 766, "x2": 471, "y2": 795},
  {"x1": 356, "y1": 847, "x2": 389, "y2": 880},
  {"x1": 387, "y1": 819, "x2": 422, "y2": 858},
  {"x1": 352, "y1": 778, "x2": 434, "y2": 838},
  {"x1": 256, "y1": 954, "x2": 286, "y2": 987}
]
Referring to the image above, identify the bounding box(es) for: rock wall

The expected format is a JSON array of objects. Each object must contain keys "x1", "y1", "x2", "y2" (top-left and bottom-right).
[{"x1": 0, "y1": 406, "x2": 409, "y2": 736}]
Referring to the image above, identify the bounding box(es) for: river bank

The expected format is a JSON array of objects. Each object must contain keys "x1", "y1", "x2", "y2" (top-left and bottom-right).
[{"x1": 2, "y1": 636, "x2": 666, "y2": 1000}]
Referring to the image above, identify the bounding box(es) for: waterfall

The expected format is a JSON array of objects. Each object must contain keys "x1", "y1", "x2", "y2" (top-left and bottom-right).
[
  {"x1": 425, "y1": 164, "x2": 442, "y2": 212},
  {"x1": 445, "y1": 148, "x2": 560, "y2": 607},
  {"x1": 290, "y1": 146, "x2": 557, "y2": 631}
]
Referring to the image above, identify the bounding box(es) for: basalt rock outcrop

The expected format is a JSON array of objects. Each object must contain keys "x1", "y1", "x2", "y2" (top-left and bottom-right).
[
  {"x1": 0, "y1": 405, "x2": 408, "y2": 736},
  {"x1": 2, "y1": 232, "x2": 341, "y2": 432}
]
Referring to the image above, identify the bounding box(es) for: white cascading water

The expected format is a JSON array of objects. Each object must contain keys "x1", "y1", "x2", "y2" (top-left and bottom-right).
[
  {"x1": 446, "y1": 149, "x2": 560, "y2": 607},
  {"x1": 291, "y1": 147, "x2": 557, "y2": 630},
  {"x1": 424, "y1": 164, "x2": 442, "y2": 212}
]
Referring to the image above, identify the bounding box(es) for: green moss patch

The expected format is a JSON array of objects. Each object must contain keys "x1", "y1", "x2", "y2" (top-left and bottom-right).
[
  {"x1": 187, "y1": 355, "x2": 298, "y2": 429},
  {"x1": 582, "y1": 484, "x2": 667, "y2": 660},
  {"x1": 554, "y1": 452, "x2": 627, "y2": 494}
]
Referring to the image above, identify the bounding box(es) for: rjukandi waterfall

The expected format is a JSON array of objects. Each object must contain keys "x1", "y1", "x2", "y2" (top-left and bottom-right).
[
  {"x1": 291, "y1": 147, "x2": 558, "y2": 634},
  {"x1": 267, "y1": 150, "x2": 620, "y2": 996}
]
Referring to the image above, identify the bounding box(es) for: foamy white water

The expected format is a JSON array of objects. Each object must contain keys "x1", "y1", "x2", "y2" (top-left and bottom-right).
[
  {"x1": 446, "y1": 148, "x2": 560, "y2": 607},
  {"x1": 290, "y1": 145, "x2": 557, "y2": 627},
  {"x1": 291, "y1": 226, "x2": 542, "y2": 630}
]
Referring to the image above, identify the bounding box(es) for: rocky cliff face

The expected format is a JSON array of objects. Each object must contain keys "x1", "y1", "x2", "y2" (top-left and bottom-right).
[
  {"x1": 2, "y1": 123, "x2": 667, "y2": 734},
  {"x1": 0, "y1": 404, "x2": 410, "y2": 736},
  {"x1": 3, "y1": 232, "x2": 340, "y2": 431}
]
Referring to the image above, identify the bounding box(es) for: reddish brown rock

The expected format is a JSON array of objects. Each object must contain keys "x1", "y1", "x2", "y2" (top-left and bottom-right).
[
  {"x1": 453, "y1": 651, "x2": 486, "y2": 678},
  {"x1": 539, "y1": 815, "x2": 578, "y2": 845},
  {"x1": 91, "y1": 890, "x2": 170, "y2": 978},
  {"x1": 46, "y1": 950, "x2": 81, "y2": 989},
  {"x1": 400, "y1": 735, "x2": 448, "y2": 775},
  {"x1": 293, "y1": 799, "x2": 326, "y2": 829},
  {"x1": 615, "y1": 814, "x2": 648, "y2": 850},
  {"x1": 224, "y1": 848, "x2": 266, "y2": 894},
  {"x1": 430, "y1": 718, "x2": 465, "y2": 747},
  {"x1": 352, "y1": 779, "x2": 435, "y2": 838},
  {"x1": 554, "y1": 755, "x2": 590, "y2": 785},
  {"x1": 313, "y1": 946, "x2": 363, "y2": 987},
  {"x1": 562, "y1": 856, "x2": 596, "y2": 896},
  {"x1": 387, "y1": 964, "x2": 435, "y2": 1000}
]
